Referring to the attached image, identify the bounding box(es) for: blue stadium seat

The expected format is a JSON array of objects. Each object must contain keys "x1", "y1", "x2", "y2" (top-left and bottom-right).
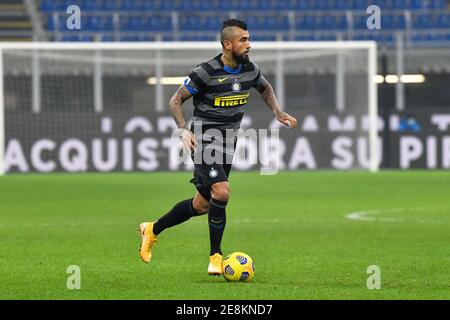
[
  {"x1": 316, "y1": 15, "x2": 347, "y2": 29},
  {"x1": 353, "y1": 33, "x2": 395, "y2": 43},
  {"x1": 381, "y1": 14, "x2": 406, "y2": 29},
  {"x1": 261, "y1": 0, "x2": 294, "y2": 11},
  {"x1": 426, "y1": 33, "x2": 448, "y2": 41},
  {"x1": 120, "y1": 16, "x2": 146, "y2": 31},
  {"x1": 315, "y1": 33, "x2": 338, "y2": 40},
  {"x1": 148, "y1": 16, "x2": 172, "y2": 31},
  {"x1": 413, "y1": 14, "x2": 440, "y2": 28},
  {"x1": 335, "y1": 0, "x2": 355, "y2": 10},
  {"x1": 295, "y1": 33, "x2": 338, "y2": 41},
  {"x1": 100, "y1": 34, "x2": 114, "y2": 41},
  {"x1": 244, "y1": 15, "x2": 266, "y2": 30},
  {"x1": 120, "y1": 34, "x2": 156, "y2": 41},
  {"x1": 120, "y1": 15, "x2": 172, "y2": 31},
  {"x1": 176, "y1": 0, "x2": 220, "y2": 12},
  {"x1": 252, "y1": 0, "x2": 272, "y2": 11},
  {"x1": 438, "y1": 14, "x2": 450, "y2": 28},
  {"x1": 411, "y1": 0, "x2": 447, "y2": 10},
  {"x1": 314, "y1": 0, "x2": 336, "y2": 10},
  {"x1": 243, "y1": 15, "x2": 289, "y2": 31},
  {"x1": 162, "y1": 34, "x2": 174, "y2": 41},
  {"x1": 179, "y1": 15, "x2": 223, "y2": 31},
  {"x1": 391, "y1": 0, "x2": 408, "y2": 9},
  {"x1": 46, "y1": 15, "x2": 69, "y2": 31},
  {"x1": 94, "y1": 0, "x2": 117, "y2": 11},
  {"x1": 85, "y1": 16, "x2": 114, "y2": 31},
  {"x1": 296, "y1": 0, "x2": 315, "y2": 11},
  {"x1": 251, "y1": 34, "x2": 278, "y2": 41},
  {"x1": 265, "y1": 15, "x2": 290, "y2": 30},
  {"x1": 142, "y1": 0, "x2": 163, "y2": 11},
  {"x1": 121, "y1": 0, "x2": 144, "y2": 11},
  {"x1": 412, "y1": 33, "x2": 437, "y2": 42},
  {"x1": 38, "y1": 0, "x2": 450, "y2": 45},
  {"x1": 178, "y1": 34, "x2": 217, "y2": 41},
  {"x1": 294, "y1": 34, "x2": 315, "y2": 41},
  {"x1": 40, "y1": 0, "x2": 56, "y2": 12},
  {"x1": 61, "y1": 34, "x2": 94, "y2": 42},
  {"x1": 295, "y1": 15, "x2": 318, "y2": 30},
  {"x1": 42, "y1": 0, "x2": 118, "y2": 12},
  {"x1": 411, "y1": 33, "x2": 427, "y2": 42},
  {"x1": 46, "y1": 15, "x2": 55, "y2": 31}
]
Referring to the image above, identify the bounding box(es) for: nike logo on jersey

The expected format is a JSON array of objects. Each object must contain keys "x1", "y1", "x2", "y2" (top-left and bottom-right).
[{"x1": 218, "y1": 77, "x2": 229, "y2": 83}]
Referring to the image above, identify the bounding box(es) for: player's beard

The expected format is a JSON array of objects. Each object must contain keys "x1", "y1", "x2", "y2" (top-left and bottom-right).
[{"x1": 233, "y1": 51, "x2": 250, "y2": 65}]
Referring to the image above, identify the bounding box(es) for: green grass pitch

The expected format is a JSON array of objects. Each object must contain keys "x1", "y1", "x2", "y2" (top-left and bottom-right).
[{"x1": 0, "y1": 171, "x2": 449, "y2": 300}]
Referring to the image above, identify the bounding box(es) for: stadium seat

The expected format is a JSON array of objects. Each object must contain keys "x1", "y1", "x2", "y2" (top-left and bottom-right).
[
  {"x1": 381, "y1": 14, "x2": 406, "y2": 29},
  {"x1": 46, "y1": 15, "x2": 55, "y2": 31},
  {"x1": 251, "y1": 34, "x2": 278, "y2": 41},
  {"x1": 438, "y1": 14, "x2": 450, "y2": 28},
  {"x1": 119, "y1": 34, "x2": 156, "y2": 41},
  {"x1": 335, "y1": 0, "x2": 355, "y2": 10},
  {"x1": 40, "y1": 0, "x2": 56, "y2": 12},
  {"x1": 413, "y1": 14, "x2": 440, "y2": 29},
  {"x1": 294, "y1": 34, "x2": 315, "y2": 41},
  {"x1": 353, "y1": 32, "x2": 395, "y2": 43},
  {"x1": 120, "y1": 0, "x2": 144, "y2": 11},
  {"x1": 100, "y1": 34, "x2": 114, "y2": 41},
  {"x1": 295, "y1": 15, "x2": 317, "y2": 30},
  {"x1": 178, "y1": 34, "x2": 217, "y2": 41},
  {"x1": 61, "y1": 33, "x2": 94, "y2": 42},
  {"x1": 86, "y1": 16, "x2": 114, "y2": 31},
  {"x1": 38, "y1": 0, "x2": 450, "y2": 46},
  {"x1": 265, "y1": 15, "x2": 290, "y2": 30},
  {"x1": 244, "y1": 16, "x2": 266, "y2": 30},
  {"x1": 317, "y1": 15, "x2": 347, "y2": 29},
  {"x1": 179, "y1": 15, "x2": 223, "y2": 31}
]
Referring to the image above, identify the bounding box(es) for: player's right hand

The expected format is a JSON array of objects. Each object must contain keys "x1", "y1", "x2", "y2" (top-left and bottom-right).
[{"x1": 180, "y1": 128, "x2": 198, "y2": 152}]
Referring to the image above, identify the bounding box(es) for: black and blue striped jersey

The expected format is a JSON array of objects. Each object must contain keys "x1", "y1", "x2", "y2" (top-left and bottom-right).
[{"x1": 184, "y1": 53, "x2": 266, "y2": 132}]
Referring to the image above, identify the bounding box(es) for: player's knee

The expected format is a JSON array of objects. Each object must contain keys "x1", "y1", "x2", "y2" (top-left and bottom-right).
[
  {"x1": 192, "y1": 195, "x2": 209, "y2": 215},
  {"x1": 193, "y1": 201, "x2": 209, "y2": 215},
  {"x1": 211, "y1": 182, "x2": 230, "y2": 202}
]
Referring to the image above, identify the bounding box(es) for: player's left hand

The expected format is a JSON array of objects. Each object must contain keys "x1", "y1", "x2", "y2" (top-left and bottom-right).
[{"x1": 276, "y1": 112, "x2": 297, "y2": 129}]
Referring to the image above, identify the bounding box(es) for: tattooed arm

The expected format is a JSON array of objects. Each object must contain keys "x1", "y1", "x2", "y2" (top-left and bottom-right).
[
  {"x1": 256, "y1": 78, "x2": 298, "y2": 129},
  {"x1": 169, "y1": 85, "x2": 197, "y2": 151},
  {"x1": 169, "y1": 85, "x2": 193, "y2": 130}
]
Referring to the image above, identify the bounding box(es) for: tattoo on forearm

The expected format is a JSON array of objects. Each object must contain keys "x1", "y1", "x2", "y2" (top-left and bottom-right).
[
  {"x1": 169, "y1": 86, "x2": 192, "y2": 129},
  {"x1": 258, "y1": 82, "x2": 284, "y2": 116}
]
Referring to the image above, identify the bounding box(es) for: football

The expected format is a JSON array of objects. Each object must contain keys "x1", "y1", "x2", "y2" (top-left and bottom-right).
[{"x1": 222, "y1": 252, "x2": 255, "y2": 282}]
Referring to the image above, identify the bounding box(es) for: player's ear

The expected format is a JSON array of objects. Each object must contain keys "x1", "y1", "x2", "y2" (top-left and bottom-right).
[{"x1": 222, "y1": 39, "x2": 232, "y2": 51}]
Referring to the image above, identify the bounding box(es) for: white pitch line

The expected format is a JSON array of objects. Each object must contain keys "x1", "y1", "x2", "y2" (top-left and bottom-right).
[{"x1": 345, "y1": 207, "x2": 449, "y2": 224}]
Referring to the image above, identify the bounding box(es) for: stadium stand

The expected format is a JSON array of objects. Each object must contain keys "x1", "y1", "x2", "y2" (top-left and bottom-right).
[
  {"x1": 22, "y1": 0, "x2": 450, "y2": 46},
  {"x1": 0, "y1": 0, "x2": 33, "y2": 41}
]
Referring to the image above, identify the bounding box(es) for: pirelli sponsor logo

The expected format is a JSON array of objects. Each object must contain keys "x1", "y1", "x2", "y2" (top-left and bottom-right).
[{"x1": 214, "y1": 93, "x2": 250, "y2": 107}]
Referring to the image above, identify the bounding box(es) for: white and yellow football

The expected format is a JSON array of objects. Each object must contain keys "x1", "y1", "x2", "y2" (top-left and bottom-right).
[{"x1": 222, "y1": 252, "x2": 255, "y2": 282}]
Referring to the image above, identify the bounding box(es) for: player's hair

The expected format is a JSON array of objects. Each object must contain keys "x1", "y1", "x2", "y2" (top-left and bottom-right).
[
  {"x1": 221, "y1": 19, "x2": 247, "y2": 32},
  {"x1": 220, "y1": 19, "x2": 247, "y2": 46}
]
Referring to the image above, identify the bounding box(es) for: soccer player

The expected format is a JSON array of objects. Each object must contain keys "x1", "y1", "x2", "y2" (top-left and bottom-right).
[{"x1": 138, "y1": 19, "x2": 297, "y2": 275}]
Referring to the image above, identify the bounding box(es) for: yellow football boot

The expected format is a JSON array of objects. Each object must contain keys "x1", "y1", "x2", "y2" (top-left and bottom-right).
[
  {"x1": 137, "y1": 222, "x2": 157, "y2": 263},
  {"x1": 208, "y1": 253, "x2": 223, "y2": 276}
]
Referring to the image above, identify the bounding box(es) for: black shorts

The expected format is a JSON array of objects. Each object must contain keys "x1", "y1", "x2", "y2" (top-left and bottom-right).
[
  {"x1": 189, "y1": 140, "x2": 235, "y2": 202},
  {"x1": 190, "y1": 162, "x2": 232, "y2": 202}
]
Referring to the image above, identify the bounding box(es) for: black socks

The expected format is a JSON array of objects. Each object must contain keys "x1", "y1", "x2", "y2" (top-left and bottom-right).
[
  {"x1": 153, "y1": 198, "x2": 198, "y2": 235},
  {"x1": 208, "y1": 198, "x2": 227, "y2": 256},
  {"x1": 152, "y1": 196, "x2": 228, "y2": 257}
]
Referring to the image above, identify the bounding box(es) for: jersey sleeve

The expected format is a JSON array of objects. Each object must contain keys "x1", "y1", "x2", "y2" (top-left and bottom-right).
[
  {"x1": 251, "y1": 62, "x2": 267, "y2": 89},
  {"x1": 183, "y1": 64, "x2": 210, "y2": 95}
]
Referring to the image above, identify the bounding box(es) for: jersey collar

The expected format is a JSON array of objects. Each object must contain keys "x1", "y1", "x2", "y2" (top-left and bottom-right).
[{"x1": 215, "y1": 53, "x2": 243, "y2": 74}]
